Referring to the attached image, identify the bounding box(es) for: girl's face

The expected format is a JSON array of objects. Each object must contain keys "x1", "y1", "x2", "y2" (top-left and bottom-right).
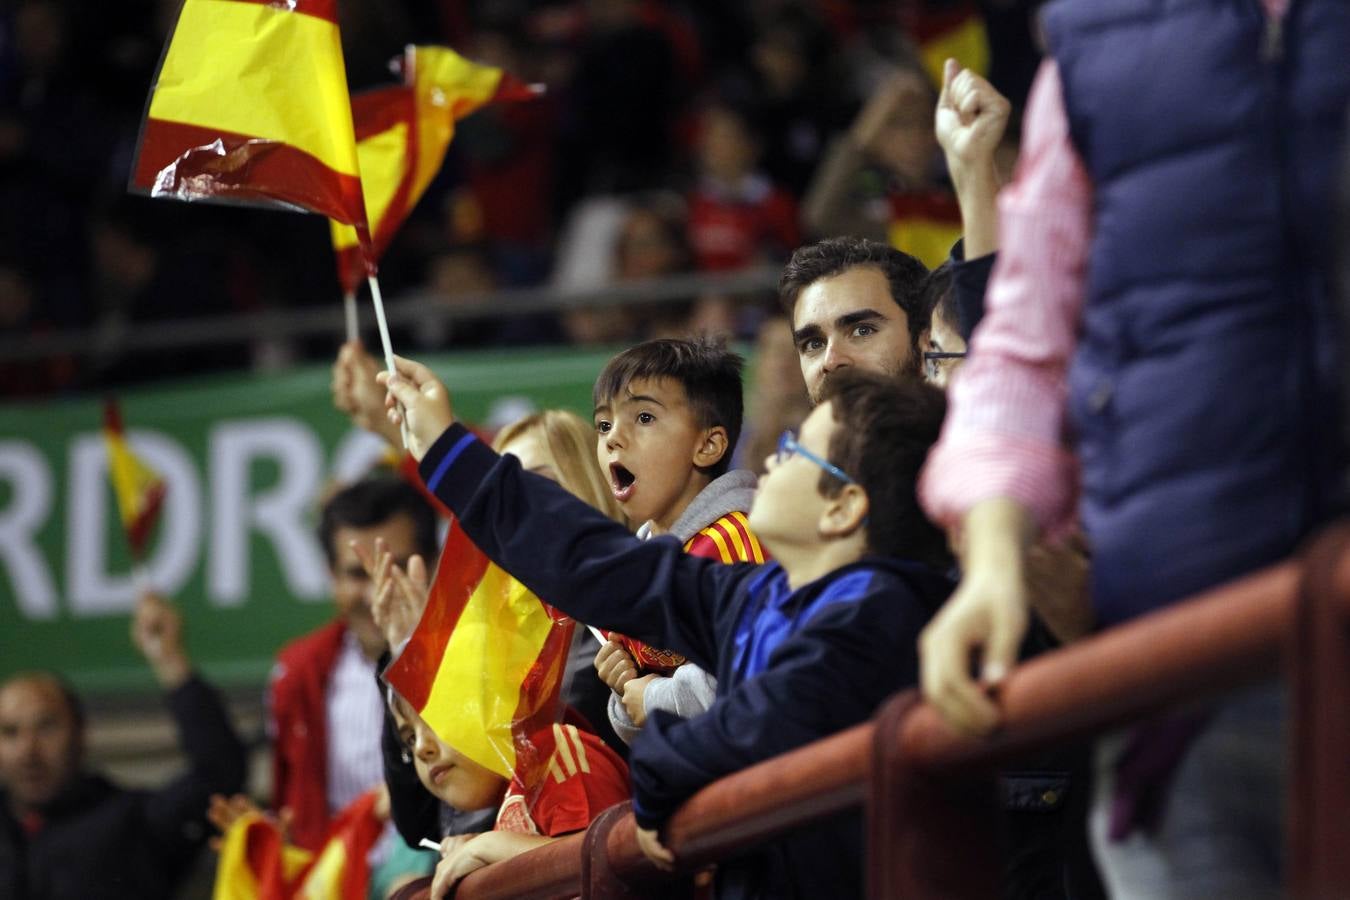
[
  {"x1": 390, "y1": 695, "x2": 506, "y2": 812},
  {"x1": 499, "y1": 431, "x2": 560, "y2": 484}
]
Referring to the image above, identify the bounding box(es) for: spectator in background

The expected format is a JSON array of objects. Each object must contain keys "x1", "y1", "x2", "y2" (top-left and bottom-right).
[
  {"x1": 556, "y1": 0, "x2": 683, "y2": 205},
  {"x1": 919, "y1": 5, "x2": 1350, "y2": 895},
  {"x1": 686, "y1": 99, "x2": 799, "y2": 274},
  {"x1": 0, "y1": 592, "x2": 246, "y2": 900},
  {"x1": 555, "y1": 192, "x2": 692, "y2": 345},
  {"x1": 803, "y1": 61, "x2": 963, "y2": 268},
  {"x1": 723, "y1": 4, "x2": 853, "y2": 197},
  {"x1": 267, "y1": 476, "x2": 439, "y2": 853}
]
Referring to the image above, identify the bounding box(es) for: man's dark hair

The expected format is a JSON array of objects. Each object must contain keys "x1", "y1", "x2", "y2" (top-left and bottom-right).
[
  {"x1": 818, "y1": 370, "x2": 952, "y2": 569},
  {"x1": 318, "y1": 476, "x2": 439, "y2": 568},
  {"x1": 593, "y1": 336, "x2": 745, "y2": 478},
  {"x1": 778, "y1": 236, "x2": 930, "y2": 355}
]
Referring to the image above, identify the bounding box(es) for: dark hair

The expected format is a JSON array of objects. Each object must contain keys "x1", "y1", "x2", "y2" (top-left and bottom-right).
[
  {"x1": 318, "y1": 476, "x2": 439, "y2": 568},
  {"x1": 593, "y1": 336, "x2": 745, "y2": 478},
  {"x1": 778, "y1": 236, "x2": 930, "y2": 356},
  {"x1": 818, "y1": 370, "x2": 952, "y2": 569},
  {"x1": 923, "y1": 259, "x2": 958, "y2": 336}
]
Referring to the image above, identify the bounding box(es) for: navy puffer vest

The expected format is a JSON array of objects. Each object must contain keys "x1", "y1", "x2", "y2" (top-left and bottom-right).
[{"x1": 1042, "y1": 0, "x2": 1350, "y2": 624}]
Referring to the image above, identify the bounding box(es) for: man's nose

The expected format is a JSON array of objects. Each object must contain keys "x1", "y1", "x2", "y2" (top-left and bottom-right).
[{"x1": 822, "y1": 340, "x2": 850, "y2": 372}]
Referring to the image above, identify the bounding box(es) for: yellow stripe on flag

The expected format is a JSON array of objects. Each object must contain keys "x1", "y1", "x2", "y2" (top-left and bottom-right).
[
  {"x1": 331, "y1": 121, "x2": 411, "y2": 253},
  {"x1": 211, "y1": 814, "x2": 311, "y2": 900},
  {"x1": 149, "y1": 0, "x2": 359, "y2": 178},
  {"x1": 888, "y1": 218, "x2": 965, "y2": 270},
  {"x1": 919, "y1": 16, "x2": 990, "y2": 88},
  {"x1": 421, "y1": 561, "x2": 555, "y2": 779},
  {"x1": 410, "y1": 46, "x2": 503, "y2": 199},
  {"x1": 104, "y1": 431, "x2": 160, "y2": 532}
]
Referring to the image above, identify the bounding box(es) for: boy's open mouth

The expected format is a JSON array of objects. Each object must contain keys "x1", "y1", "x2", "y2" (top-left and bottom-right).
[{"x1": 609, "y1": 463, "x2": 637, "y2": 502}]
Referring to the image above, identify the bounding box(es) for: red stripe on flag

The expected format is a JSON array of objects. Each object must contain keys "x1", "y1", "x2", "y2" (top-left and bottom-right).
[
  {"x1": 490, "y1": 72, "x2": 544, "y2": 104},
  {"x1": 131, "y1": 118, "x2": 367, "y2": 228},
  {"x1": 384, "y1": 522, "x2": 490, "y2": 711},
  {"x1": 103, "y1": 398, "x2": 124, "y2": 435},
  {"x1": 351, "y1": 87, "x2": 418, "y2": 269},
  {"x1": 352, "y1": 86, "x2": 416, "y2": 140},
  {"x1": 222, "y1": 0, "x2": 339, "y2": 25},
  {"x1": 126, "y1": 481, "x2": 166, "y2": 561},
  {"x1": 507, "y1": 614, "x2": 574, "y2": 806}
]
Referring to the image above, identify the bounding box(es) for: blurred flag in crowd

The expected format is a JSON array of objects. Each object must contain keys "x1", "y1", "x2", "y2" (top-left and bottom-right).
[
  {"x1": 212, "y1": 789, "x2": 384, "y2": 900},
  {"x1": 129, "y1": 0, "x2": 370, "y2": 247},
  {"x1": 331, "y1": 45, "x2": 541, "y2": 297},
  {"x1": 888, "y1": 190, "x2": 964, "y2": 269},
  {"x1": 102, "y1": 399, "x2": 165, "y2": 561},
  {"x1": 911, "y1": 1, "x2": 990, "y2": 88},
  {"x1": 384, "y1": 519, "x2": 573, "y2": 795}
]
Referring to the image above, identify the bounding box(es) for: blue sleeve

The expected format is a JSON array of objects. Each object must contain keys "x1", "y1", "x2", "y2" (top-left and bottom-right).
[
  {"x1": 625, "y1": 578, "x2": 931, "y2": 829},
  {"x1": 418, "y1": 423, "x2": 753, "y2": 673}
]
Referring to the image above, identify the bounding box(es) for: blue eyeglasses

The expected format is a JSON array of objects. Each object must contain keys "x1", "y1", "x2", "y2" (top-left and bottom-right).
[{"x1": 776, "y1": 430, "x2": 855, "y2": 484}]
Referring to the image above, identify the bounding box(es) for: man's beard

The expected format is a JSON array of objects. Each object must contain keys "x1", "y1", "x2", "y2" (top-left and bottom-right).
[{"x1": 810, "y1": 349, "x2": 918, "y2": 405}]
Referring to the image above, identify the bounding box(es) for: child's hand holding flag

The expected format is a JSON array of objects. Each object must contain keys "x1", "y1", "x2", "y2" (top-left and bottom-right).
[{"x1": 378, "y1": 356, "x2": 454, "y2": 461}]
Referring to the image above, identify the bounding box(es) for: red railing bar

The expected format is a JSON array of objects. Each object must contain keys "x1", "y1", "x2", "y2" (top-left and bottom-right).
[
  {"x1": 421, "y1": 550, "x2": 1318, "y2": 900},
  {"x1": 895, "y1": 558, "x2": 1302, "y2": 772}
]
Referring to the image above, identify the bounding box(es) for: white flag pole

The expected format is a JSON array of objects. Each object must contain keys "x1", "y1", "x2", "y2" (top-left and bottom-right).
[
  {"x1": 343, "y1": 289, "x2": 359, "y2": 343},
  {"x1": 367, "y1": 274, "x2": 410, "y2": 449}
]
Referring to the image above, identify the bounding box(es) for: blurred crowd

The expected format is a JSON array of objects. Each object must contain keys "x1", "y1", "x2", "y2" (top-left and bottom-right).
[{"x1": 0, "y1": 0, "x2": 1043, "y2": 398}]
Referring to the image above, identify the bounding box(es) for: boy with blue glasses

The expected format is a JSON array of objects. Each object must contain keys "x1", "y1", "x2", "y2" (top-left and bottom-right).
[{"x1": 382, "y1": 362, "x2": 953, "y2": 900}]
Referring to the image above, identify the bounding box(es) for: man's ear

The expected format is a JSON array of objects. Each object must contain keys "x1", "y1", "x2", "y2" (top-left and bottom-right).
[
  {"x1": 694, "y1": 425, "x2": 730, "y2": 470},
  {"x1": 819, "y1": 484, "x2": 869, "y2": 539}
]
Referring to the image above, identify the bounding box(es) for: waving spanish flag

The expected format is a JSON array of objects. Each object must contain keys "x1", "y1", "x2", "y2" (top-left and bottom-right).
[
  {"x1": 130, "y1": 0, "x2": 368, "y2": 242},
  {"x1": 384, "y1": 519, "x2": 573, "y2": 787},
  {"x1": 330, "y1": 46, "x2": 540, "y2": 295},
  {"x1": 102, "y1": 400, "x2": 166, "y2": 562},
  {"x1": 212, "y1": 789, "x2": 384, "y2": 900}
]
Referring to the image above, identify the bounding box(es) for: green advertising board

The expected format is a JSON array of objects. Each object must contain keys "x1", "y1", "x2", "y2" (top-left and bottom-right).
[{"x1": 0, "y1": 346, "x2": 631, "y2": 696}]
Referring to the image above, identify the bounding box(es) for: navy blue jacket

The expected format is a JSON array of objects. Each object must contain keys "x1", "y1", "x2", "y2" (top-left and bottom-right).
[
  {"x1": 1043, "y1": 0, "x2": 1350, "y2": 622},
  {"x1": 419, "y1": 423, "x2": 952, "y2": 900}
]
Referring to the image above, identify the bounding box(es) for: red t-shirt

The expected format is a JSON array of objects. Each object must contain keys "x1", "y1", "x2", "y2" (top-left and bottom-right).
[{"x1": 495, "y1": 724, "x2": 631, "y2": 836}]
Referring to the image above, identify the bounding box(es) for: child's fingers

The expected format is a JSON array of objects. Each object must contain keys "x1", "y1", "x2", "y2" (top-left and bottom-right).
[{"x1": 407, "y1": 554, "x2": 428, "y2": 593}]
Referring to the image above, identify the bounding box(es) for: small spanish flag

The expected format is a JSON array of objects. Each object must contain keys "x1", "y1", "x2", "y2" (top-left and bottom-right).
[
  {"x1": 330, "y1": 45, "x2": 540, "y2": 295},
  {"x1": 887, "y1": 190, "x2": 963, "y2": 270},
  {"x1": 102, "y1": 399, "x2": 166, "y2": 562},
  {"x1": 130, "y1": 0, "x2": 369, "y2": 241},
  {"x1": 212, "y1": 789, "x2": 384, "y2": 900},
  {"x1": 384, "y1": 519, "x2": 573, "y2": 790},
  {"x1": 912, "y1": 2, "x2": 990, "y2": 89}
]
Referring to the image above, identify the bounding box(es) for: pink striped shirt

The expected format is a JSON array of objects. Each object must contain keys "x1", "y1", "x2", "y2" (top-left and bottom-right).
[
  {"x1": 920, "y1": 0, "x2": 1288, "y2": 535},
  {"x1": 918, "y1": 59, "x2": 1089, "y2": 536}
]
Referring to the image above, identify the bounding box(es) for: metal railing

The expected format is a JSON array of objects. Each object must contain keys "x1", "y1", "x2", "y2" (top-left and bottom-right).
[
  {"x1": 0, "y1": 267, "x2": 782, "y2": 363},
  {"x1": 392, "y1": 523, "x2": 1350, "y2": 899}
]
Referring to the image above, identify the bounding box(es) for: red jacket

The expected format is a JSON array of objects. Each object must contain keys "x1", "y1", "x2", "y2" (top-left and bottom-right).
[{"x1": 267, "y1": 619, "x2": 347, "y2": 852}]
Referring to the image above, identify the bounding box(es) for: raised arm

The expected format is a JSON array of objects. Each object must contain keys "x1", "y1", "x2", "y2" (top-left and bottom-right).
[
  {"x1": 379, "y1": 357, "x2": 750, "y2": 671},
  {"x1": 918, "y1": 60, "x2": 1093, "y2": 736}
]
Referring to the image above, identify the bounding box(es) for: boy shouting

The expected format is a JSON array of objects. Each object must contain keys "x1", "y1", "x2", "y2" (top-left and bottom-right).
[{"x1": 382, "y1": 358, "x2": 952, "y2": 900}]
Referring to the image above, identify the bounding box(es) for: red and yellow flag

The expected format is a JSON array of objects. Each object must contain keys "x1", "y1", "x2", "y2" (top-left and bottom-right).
[
  {"x1": 213, "y1": 789, "x2": 384, "y2": 900},
  {"x1": 102, "y1": 400, "x2": 166, "y2": 561},
  {"x1": 888, "y1": 190, "x2": 963, "y2": 270},
  {"x1": 912, "y1": 2, "x2": 990, "y2": 89},
  {"x1": 330, "y1": 45, "x2": 540, "y2": 294},
  {"x1": 384, "y1": 520, "x2": 572, "y2": 786},
  {"x1": 130, "y1": 0, "x2": 368, "y2": 240}
]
